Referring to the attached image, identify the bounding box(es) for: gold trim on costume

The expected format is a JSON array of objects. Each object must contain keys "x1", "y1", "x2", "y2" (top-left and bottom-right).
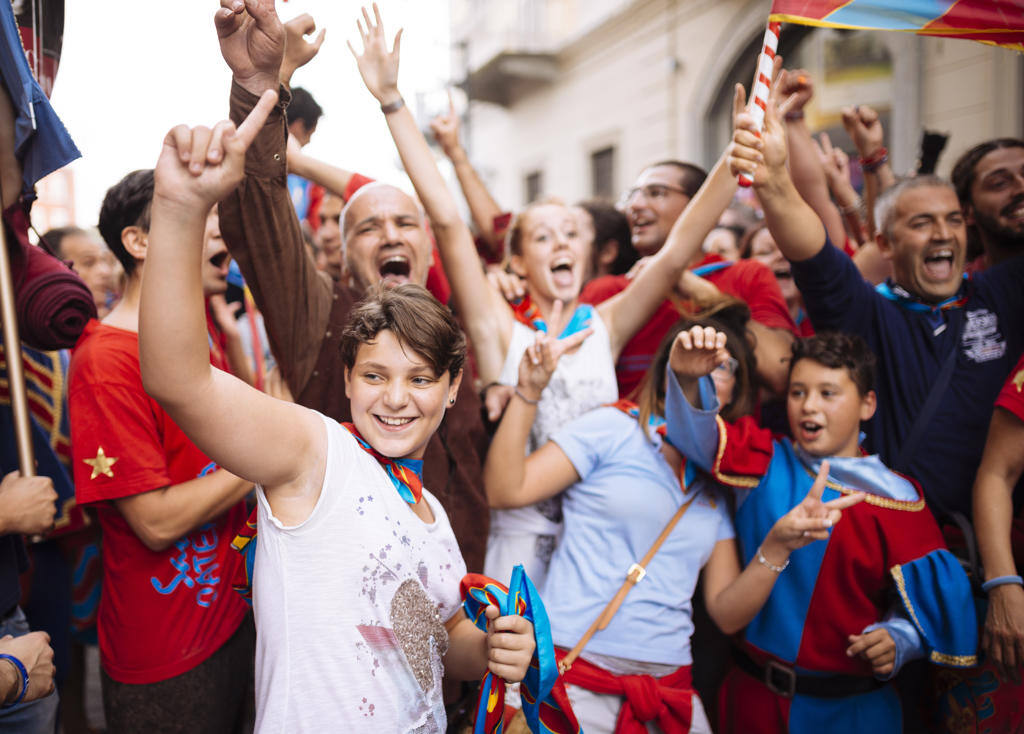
[
  {"x1": 712, "y1": 416, "x2": 760, "y2": 488},
  {"x1": 800, "y1": 465, "x2": 926, "y2": 512},
  {"x1": 890, "y1": 564, "x2": 978, "y2": 668}
]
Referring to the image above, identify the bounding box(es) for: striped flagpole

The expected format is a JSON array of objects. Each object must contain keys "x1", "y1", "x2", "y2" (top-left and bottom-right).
[{"x1": 738, "y1": 20, "x2": 782, "y2": 187}]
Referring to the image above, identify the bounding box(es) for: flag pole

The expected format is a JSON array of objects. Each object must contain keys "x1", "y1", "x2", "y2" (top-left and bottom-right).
[
  {"x1": 0, "y1": 204, "x2": 35, "y2": 477},
  {"x1": 739, "y1": 19, "x2": 782, "y2": 187}
]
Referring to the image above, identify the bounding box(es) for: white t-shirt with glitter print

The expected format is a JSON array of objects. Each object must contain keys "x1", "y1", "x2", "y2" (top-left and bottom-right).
[{"x1": 252, "y1": 413, "x2": 466, "y2": 734}]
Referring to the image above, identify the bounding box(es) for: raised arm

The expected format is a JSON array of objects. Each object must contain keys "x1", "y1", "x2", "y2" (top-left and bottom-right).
[
  {"x1": 842, "y1": 104, "x2": 896, "y2": 240},
  {"x1": 280, "y1": 13, "x2": 326, "y2": 88},
  {"x1": 778, "y1": 70, "x2": 848, "y2": 252},
  {"x1": 484, "y1": 313, "x2": 589, "y2": 508},
  {"x1": 730, "y1": 93, "x2": 825, "y2": 263},
  {"x1": 348, "y1": 5, "x2": 512, "y2": 381},
  {"x1": 215, "y1": 0, "x2": 334, "y2": 399},
  {"x1": 140, "y1": 92, "x2": 322, "y2": 500},
  {"x1": 599, "y1": 87, "x2": 744, "y2": 358},
  {"x1": 973, "y1": 407, "x2": 1024, "y2": 683},
  {"x1": 430, "y1": 93, "x2": 506, "y2": 261}
]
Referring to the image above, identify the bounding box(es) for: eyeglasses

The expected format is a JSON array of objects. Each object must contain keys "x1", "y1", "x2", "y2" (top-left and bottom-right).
[
  {"x1": 620, "y1": 183, "x2": 691, "y2": 206},
  {"x1": 713, "y1": 356, "x2": 739, "y2": 377}
]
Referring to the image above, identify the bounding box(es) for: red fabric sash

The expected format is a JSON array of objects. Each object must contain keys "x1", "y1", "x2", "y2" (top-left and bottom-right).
[{"x1": 555, "y1": 648, "x2": 693, "y2": 734}]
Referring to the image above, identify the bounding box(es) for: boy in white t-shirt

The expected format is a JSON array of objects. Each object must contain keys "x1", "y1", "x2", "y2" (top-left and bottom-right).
[{"x1": 135, "y1": 82, "x2": 536, "y2": 732}]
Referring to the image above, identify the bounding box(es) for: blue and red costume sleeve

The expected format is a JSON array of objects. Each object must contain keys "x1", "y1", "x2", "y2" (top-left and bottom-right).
[
  {"x1": 663, "y1": 369, "x2": 774, "y2": 487},
  {"x1": 461, "y1": 565, "x2": 581, "y2": 734}
]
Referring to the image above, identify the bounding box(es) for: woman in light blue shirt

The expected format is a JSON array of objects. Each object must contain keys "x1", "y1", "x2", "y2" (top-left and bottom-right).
[{"x1": 485, "y1": 302, "x2": 861, "y2": 733}]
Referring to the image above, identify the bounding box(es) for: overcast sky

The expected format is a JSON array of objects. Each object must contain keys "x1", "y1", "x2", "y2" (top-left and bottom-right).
[{"x1": 49, "y1": 1, "x2": 452, "y2": 225}]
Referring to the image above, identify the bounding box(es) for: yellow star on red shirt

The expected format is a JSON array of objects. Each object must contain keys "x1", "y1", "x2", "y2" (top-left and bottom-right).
[
  {"x1": 83, "y1": 447, "x2": 118, "y2": 480},
  {"x1": 1014, "y1": 368, "x2": 1024, "y2": 393}
]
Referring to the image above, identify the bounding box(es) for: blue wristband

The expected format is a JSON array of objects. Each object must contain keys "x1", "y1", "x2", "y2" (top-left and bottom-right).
[
  {"x1": 0, "y1": 654, "x2": 28, "y2": 707},
  {"x1": 981, "y1": 575, "x2": 1024, "y2": 593}
]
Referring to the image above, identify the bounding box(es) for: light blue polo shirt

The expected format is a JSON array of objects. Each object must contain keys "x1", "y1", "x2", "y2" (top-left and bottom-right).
[{"x1": 545, "y1": 407, "x2": 734, "y2": 666}]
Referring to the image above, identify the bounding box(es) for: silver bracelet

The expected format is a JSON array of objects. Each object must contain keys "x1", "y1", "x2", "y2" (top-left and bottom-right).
[
  {"x1": 757, "y1": 546, "x2": 789, "y2": 573},
  {"x1": 380, "y1": 97, "x2": 405, "y2": 115},
  {"x1": 514, "y1": 387, "x2": 540, "y2": 406}
]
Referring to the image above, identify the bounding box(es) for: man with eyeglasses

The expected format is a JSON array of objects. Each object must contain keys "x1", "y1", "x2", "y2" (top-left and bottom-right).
[
  {"x1": 67, "y1": 170, "x2": 255, "y2": 731},
  {"x1": 583, "y1": 160, "x2": 798, "y2": 398}
]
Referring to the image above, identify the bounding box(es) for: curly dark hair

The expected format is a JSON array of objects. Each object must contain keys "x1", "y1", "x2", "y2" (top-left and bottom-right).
[{"x1": 789, "y1": 332, "x2": 876, "y2": 396}]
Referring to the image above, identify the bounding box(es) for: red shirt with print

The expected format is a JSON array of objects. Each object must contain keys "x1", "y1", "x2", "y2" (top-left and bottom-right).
[
  {"x1": 581, "y1": 253, "x2": 798, "y2": 398},
  {"x1": 69, "y1": 320, "x2": 247, "y2": 684}
]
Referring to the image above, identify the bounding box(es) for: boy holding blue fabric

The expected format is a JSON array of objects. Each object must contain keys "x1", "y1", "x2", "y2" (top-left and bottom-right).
[{"x1": 665, "y1": 327, "x2": 977, "y2": 733}]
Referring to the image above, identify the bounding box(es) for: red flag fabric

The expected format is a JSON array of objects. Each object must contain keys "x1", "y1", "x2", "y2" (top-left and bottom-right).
[
  {"x1": 5, "y1": 201, "x2": 96, "y2": 350},
  {"x1": 769, "y1": 0, "x2": 1024, "y2": 51}
]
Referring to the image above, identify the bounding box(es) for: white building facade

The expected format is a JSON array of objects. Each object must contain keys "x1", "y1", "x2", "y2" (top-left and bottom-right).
[{"x1": 451, "y1": 0, "x2": 1024, "y2": 210}]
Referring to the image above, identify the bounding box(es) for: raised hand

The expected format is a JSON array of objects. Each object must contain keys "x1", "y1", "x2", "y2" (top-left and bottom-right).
[
  {"x1": 516, "y1": 301, "x2": 593, "y2": 399},
  {"x1": 841, "y1": 104, "x2": 885, "y2": 158},
  {"x1": 728, "y1": 56, "x2": 798, "y2": 186},
  {"x1": 668, "y1": 325, "x2": 730, "y2": 381},
  {"x1": 430, "y1": 90, "x2": 463, "y2": 159},
  {"x1": 816, "y1": 132, "x2": 851, "y2": 188},
  {"x1": 982, "y1": 582, "x2": 1024, "y2": 683},
  {"x1": 347, "y1": 3, "x2": 402, "y2": 106},
  {"x1": 208, "y1": 294, "x2": 241, "y2": 338},
  {"x1": 483, "y1": 605, "x2": 536, "y2": 683},
  {"x1": 281, "y1": 13, "x2": 326, "y2": 86},
  {"x1": 765, "y1": 462, "x2": 865, "y2": 553},
  {"x1": 485, "y1": 264, "x2": 526, "y2": 303},
  {"x1": 0, "y1": 471, "x2": 57, "y2": 536},
  {"x1": 215, "y1": 0, "x2": 285, "y2": 96},
  {"x1": 846, "y1": 628, "x2": 896, "y2": 677},
  {"x1": 154, "y1": 90, "x2": 278, "y2": 213},
  {"x1": 777, "y1": 68, "x2": 814, "y2": 113}
]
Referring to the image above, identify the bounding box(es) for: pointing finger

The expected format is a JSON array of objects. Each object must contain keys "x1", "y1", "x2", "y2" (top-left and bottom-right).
[
  {"x1": 824, "y1": 491, "x2": 865, "y2": 511},
  {"x1": 806, "y1": 460, "x2": 830, "y2": 503},
  {"x1": 549, "y1": 299, "x2": 564, "y2": 333},
  {"x1": 558, "y1": 327, "x2": 593, "y2": 352},
  {"x1": 234, "y1": 90, "x2": 279, "y2": 150},
  {"x1": 732, "y1": 83, "x2": 746, "y2": 121}
]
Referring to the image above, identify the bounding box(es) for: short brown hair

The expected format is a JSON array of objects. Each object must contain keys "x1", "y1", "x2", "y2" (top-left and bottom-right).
[
  {"x1": 789, "y1": 332, "x2": 876, "y2": 396},
  {"x1": 340, "y1": 284, "x2": 466, "y2": 381}
]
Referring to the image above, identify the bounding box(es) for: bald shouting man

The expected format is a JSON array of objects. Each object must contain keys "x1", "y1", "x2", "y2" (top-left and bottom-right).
[{"x1": 214, "y1": 0, "x2": 489, "y2": 573}]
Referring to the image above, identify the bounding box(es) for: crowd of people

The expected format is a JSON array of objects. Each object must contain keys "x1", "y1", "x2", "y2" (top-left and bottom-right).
[{"x1": 1, "y1": 1, "x2": 1023, "y2": 732}]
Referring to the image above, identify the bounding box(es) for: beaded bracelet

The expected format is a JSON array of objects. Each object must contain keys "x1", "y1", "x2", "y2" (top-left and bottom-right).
[
  {"x1": 981, "y1": 575, "x2": 1024, "y2": 593},
  {"x1": 757, "y1": 546, "x2": 789, "y2": 573},
  {"x1": 0, "y1": 654, "x2": 28, "y2": 708},
  {"x1": 859, "y1": 147, "x2": 889, "y2": 174}
]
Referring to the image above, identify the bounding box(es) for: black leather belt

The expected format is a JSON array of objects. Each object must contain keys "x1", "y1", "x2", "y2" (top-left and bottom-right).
[{"x1": 733, "y1": 647, "x2": 884, "y2": 699}]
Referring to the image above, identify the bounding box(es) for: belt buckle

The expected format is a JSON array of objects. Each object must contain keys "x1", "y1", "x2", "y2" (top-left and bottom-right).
[
  {"x1": 764, "y1": 659, "x2": 796, "y2": 699},
  {"x1": 626, "y1": 563, "x2": 647, "y2": 584}
]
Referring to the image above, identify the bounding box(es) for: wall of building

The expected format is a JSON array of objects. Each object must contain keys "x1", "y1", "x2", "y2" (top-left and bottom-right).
[{"x1": 456, "y1": 0, "x2": 1024, "y2": 211}]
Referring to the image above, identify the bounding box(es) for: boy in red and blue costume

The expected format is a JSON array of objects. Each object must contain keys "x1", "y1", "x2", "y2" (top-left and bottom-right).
[{"x1": 664, "y1": 329, "x2": 977, "y2": 733}]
